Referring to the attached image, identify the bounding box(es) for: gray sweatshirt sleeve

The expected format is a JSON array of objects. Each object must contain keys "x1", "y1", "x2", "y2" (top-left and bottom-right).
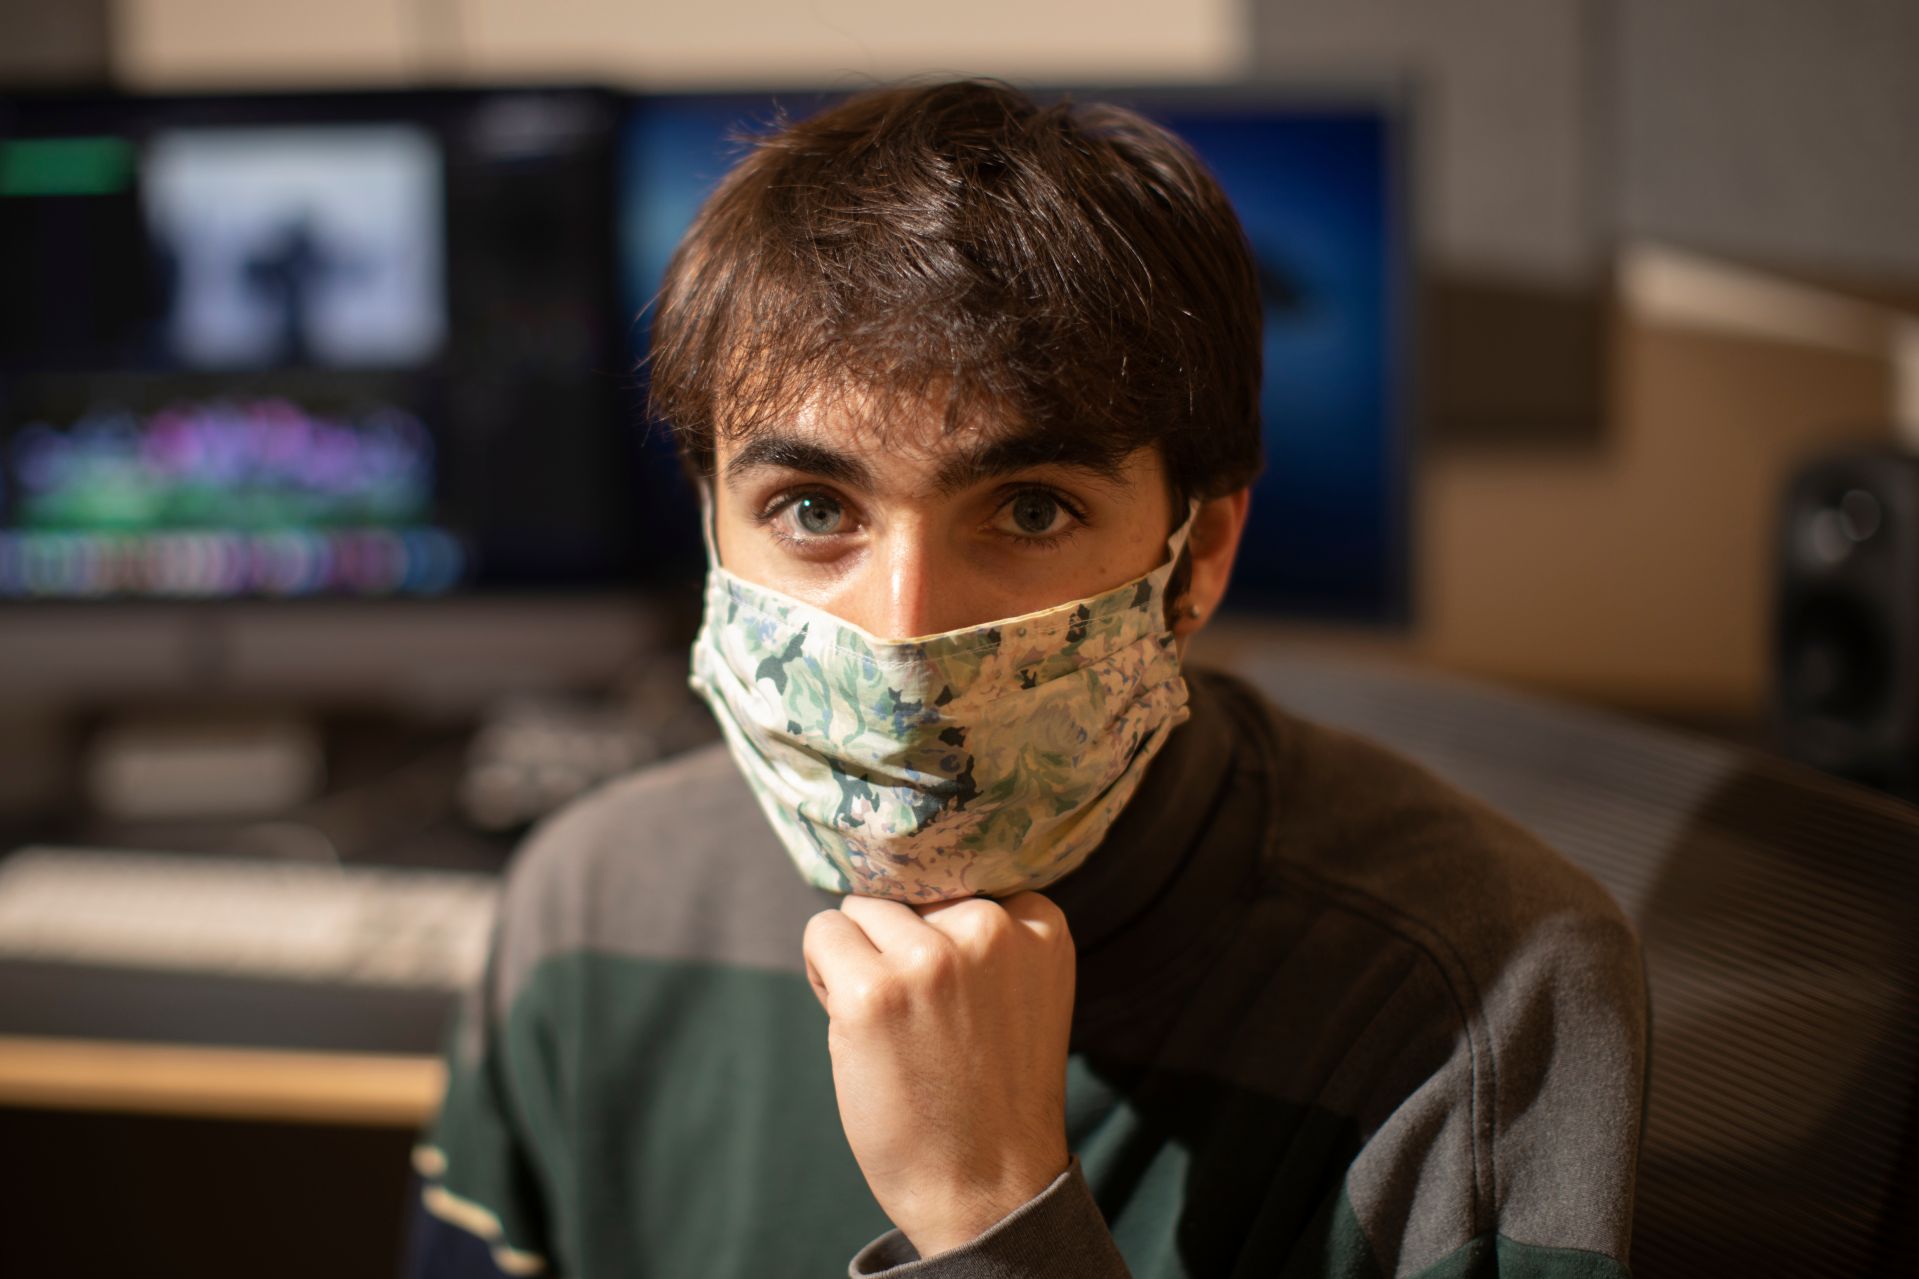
[{"x1": 848, "y1": 1158, "x2": 1132, "y2": 1279}]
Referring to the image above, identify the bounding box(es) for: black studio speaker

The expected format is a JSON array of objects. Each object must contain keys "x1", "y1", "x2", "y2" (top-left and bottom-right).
[{"x1": 1773, "y1": 447, "x2": 1919, "y2": 801}]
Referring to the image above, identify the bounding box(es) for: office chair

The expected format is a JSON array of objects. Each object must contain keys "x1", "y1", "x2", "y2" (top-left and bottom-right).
[{"x1": 1223, "y1": 649, "x2": 1919, "y2": 1278}]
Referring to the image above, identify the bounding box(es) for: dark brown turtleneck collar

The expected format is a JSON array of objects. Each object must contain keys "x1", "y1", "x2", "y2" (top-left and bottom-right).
[{"x1": 1046, "y1": 668, "x2": 1283, "y2": 1035}]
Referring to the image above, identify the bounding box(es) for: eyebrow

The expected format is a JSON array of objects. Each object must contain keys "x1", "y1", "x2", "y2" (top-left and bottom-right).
[
  {"x1": 724, "y1": 433, "x2": 876, "y2": 490},
  {"x1": 723, "y1": 424, "x2": 1131, "y2": 496},
  {"x1": 930, "y1": 430, "x2": 1131, "y2": 494}
]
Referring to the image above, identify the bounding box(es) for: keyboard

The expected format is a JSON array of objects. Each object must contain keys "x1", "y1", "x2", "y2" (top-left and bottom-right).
[{"x1": 0, "y1": 847, "x2": 498, "y2": 991}]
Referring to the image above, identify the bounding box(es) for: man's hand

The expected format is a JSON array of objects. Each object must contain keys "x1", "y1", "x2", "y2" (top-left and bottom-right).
[{"x1": 801, "y1": 891, "x2": 1076, "y2": 1258}]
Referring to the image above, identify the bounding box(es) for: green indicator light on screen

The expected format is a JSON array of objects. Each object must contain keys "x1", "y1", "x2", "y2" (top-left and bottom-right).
[{"x1": 0, "y1": 137, "x2": 136, "y2": 197}]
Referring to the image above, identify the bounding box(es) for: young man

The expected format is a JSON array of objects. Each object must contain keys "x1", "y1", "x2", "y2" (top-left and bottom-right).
[{"x1": 408, "y1": 81, "x2": 1646, "y2": 1278}]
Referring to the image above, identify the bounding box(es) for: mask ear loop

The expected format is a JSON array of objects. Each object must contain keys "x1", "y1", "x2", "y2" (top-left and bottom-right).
[
  {"x1": 1170, "y1": 498, "x2": 1201, "y2": 553},
  {"x1": 1163, "y1": 499, "x2": 1203, "y2": 628},
  {"x1": 696, "y1": 482, "x2": 723, "y2": 568}
]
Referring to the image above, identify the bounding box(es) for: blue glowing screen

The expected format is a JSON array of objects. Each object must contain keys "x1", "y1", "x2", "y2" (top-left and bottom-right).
[{"x1": 620, "y1": 92, "x2": 1409, "y2": 624}]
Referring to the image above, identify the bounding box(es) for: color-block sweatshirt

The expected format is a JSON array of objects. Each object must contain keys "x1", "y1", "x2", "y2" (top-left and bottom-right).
[{"x1": 407, "y1": 667, "x2": 1648, "y2": 1278}]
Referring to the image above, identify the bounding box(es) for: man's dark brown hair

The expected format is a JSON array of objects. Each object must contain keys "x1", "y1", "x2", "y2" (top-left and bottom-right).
[{"x1": 645, "y1": 78, "x2": 1263, "y2": 508}]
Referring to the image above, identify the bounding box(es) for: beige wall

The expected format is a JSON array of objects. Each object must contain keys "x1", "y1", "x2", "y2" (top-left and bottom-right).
[
  {"x1": 1420, "y1": 316, "x2": 1895, "y2": 718},
  {"x1": 115, "y1": 0, "x2": 424, "y2": 84},
  {"x1": 113, "y1": 0, "x2": 1248, "y2": 87}
]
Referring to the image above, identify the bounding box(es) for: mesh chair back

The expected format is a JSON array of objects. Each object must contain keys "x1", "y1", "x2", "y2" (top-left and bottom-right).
[{"x1": 1223, "y1": 651, "x2": 1919, "y2": 1278}]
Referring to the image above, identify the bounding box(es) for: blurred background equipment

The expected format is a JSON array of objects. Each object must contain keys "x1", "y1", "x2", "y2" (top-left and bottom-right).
[
  {"x1": 1774, "y1": 448, "x2": 1919, "y2": 801},
  {"x1": 0, "y1": 86, "x2": 674, "y2": 718},
  {"x1": 84, "y1": 716, "x2": 323, "y2": 821},
  {"x1": 0, "y1": 90, "x2": 640, "y2": 601},
  {"x1": 458, "y1": 658, "x2": 731, "y2": 831},
  {"x1": 0, "y1": 847, "x2": 496, "y2": 990}
]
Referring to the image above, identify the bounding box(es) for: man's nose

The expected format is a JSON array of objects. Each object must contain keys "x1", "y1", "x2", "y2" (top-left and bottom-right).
[{"x1": 858, "y1": 527, "x2": 958, "y2": 639}]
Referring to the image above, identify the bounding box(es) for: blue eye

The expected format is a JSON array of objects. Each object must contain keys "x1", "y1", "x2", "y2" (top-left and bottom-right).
[
  {"x1": 789, "y1": 494, "x2": 843, "y2": 536},
  {"x1": 1008, "y1": 490, "x2": 1066, "y2": 536}
]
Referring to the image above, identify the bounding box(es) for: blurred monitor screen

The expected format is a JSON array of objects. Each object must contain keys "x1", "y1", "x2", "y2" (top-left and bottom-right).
[
  {"x1": 0, "y1": 88, "x2": 644, "y2": 603},
  {"x1": 622, "y1": 88, "x2": 1411, "y2": 625}
]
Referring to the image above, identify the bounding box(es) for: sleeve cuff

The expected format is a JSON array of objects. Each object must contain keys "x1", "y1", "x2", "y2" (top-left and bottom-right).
[{"x1": 848, "y1": 1156, "x2": 1131, "y2": 1278}]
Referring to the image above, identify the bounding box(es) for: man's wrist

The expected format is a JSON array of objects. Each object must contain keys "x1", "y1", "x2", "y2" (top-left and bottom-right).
[
  {"x1": 903, "y1": 1160, "x2": 1072, "y2": 1258},
  {"x1": 852, "y1": 1157, "x2": 1129, "y2": 1278}
]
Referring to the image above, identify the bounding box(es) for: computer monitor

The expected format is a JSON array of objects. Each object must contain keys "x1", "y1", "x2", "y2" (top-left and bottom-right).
[
  {"x1": 0, "y1": 88, "x2": 671, "y2": 711},
  {"x1": 621, "y1": 86, "x2": 1412, "y2": 625}
]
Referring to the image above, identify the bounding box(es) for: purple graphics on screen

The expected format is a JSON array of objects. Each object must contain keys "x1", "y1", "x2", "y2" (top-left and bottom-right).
[
  {"x1": 11, "y1": 399, "x2": 434, "y2": 528},
  {"x1": 143, "y1": 125, "x2": 446, "y2": 370},
  {"x1": 0, "y1": 399, "x2": 464, "y2": 599}
]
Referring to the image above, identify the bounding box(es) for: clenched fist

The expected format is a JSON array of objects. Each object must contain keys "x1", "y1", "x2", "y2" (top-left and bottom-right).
[{"x1": 801, "y1": 891, "x2": 1076, "y2": 1258}]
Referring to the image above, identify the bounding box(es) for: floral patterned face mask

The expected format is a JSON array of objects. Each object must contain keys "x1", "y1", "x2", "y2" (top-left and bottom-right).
[{"x1": 688, "y1": 500, "x2": 1197, "y2": 903}]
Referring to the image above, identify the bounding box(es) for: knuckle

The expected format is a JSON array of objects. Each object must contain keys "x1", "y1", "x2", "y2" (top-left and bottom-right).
[
  {"x1": 943, "y1": 911, "x2": 1002, "y2": 958},
  {"x1": 835, "y1": 978, "x2": 878, "y2": 1020},
  {"x1": 1012, "y1": 889, "x2": 1061, "y2": 921},
  {"x1": 840, "y1": 976, "x2": 907, "y2": 1023},
  {"x1": 1011, "y1": 892, "x2": 1069, "y2": 943},
  {"x1": 966, "y1": 899, "x2": 1012, "y2": 938},
  {"x1": 800, "y1": 908, "x2": 837, "y2": 949},
  {"x1": 902, "y1": 938, "x2": 954, "y2": 976}
]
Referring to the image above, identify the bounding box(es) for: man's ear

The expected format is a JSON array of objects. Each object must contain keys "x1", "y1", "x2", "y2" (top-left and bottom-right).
[{"x1": 1171, "y1": 488, "x2": 1251, "y2": 641}]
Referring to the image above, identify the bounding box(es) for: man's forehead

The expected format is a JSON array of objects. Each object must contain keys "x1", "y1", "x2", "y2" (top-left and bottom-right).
[{"x1": 719, "y1": 382, "x2": 997, "y2": 459}]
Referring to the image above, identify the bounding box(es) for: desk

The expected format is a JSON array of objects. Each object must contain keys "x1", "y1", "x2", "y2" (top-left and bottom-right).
[
  {"x1": 0, "y1": 958, "x2": 459, "y2": 1275},
  {"x1": 0, "y1": 1035, "x2": 443, "y2": 1126},
  {"x1": 0, "y1": 721, "x2": 509, "y2": 1131},
  {"x1": 0, "y1": 949, "x2": 462, "y2": 1119}
]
